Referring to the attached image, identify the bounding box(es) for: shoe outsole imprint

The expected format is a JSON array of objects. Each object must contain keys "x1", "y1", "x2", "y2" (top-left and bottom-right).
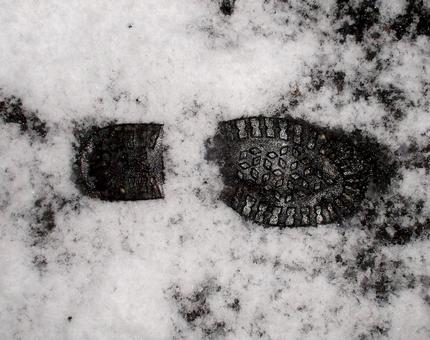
[
  {"x1": 207, "y1": 116, "x2": 374, "y2": 227},
  {"x1": 75, "y1": 123, "x2": 164, "y2": 201}
]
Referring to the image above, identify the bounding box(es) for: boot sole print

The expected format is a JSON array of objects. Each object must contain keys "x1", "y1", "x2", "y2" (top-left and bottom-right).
[
  {"x1": 207, "y1": 116, "x2": 374, "y2": 227},
  {"x1": 75, "y1": 123, "x2": 164, "y2": 201}
]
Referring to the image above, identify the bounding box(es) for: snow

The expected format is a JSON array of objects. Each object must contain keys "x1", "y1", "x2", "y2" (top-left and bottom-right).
[
  {"x1": 1, "y1": 0, "x2": 429, "y2": 339},
  {"x1": 379, "y1": 0, "x2": 408, "y2": 19}
]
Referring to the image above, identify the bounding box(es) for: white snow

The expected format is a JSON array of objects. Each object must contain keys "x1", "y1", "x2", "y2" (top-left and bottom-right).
[{"x1": 0, "y1": 0, "x2": 429, "y2": 339}]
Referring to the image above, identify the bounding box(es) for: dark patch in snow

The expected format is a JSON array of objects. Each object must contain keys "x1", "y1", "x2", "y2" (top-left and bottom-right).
[
  {"x1": 170, "y1": 280, "x2": 233, "y2": 339},
  {"x1": 202, "y1": 321, "x2": 227, "y2": 338},
  {"x1": 219, "y1": 0, "x2": 235, "y2": 16},
  {"x1": 397, "y1": 142, "x2": 430, "y2": 173},
  {"x1": 340, "y1": 249, "x2": 418, "y2": 302},
  {"x1": 0, "y1": 94, "x2": 48, "y2": 140},
  {"x1": 376, "y1": 85, "x2": 411, "y2": 125},
  {"x1": 356, "y1": 247, "x2": 376, "y2": 271},
  {"x1": 172, "y1": 283, "x2": 215, "y2": 323},
  {"x1": 227, "y1": 298, "x2": 240, "y2": 312},
  {"x1": 391, "y1": 0, "x2": 430, "y2": 39},
  {"x1": 30, "y1": 194, "x2": 80, "y2": 247},
  {"x1": 360, "y1": 194, "x2": 430, "y2": 246},
  {"x1": 334, "y1": 0, "x2": 430, "y2": 43},
  {"x1": 375, "y1": 219, "x2": 429, "y2": 246},
  {"x1": 358, "y1": 322, "x2": 391, "y2": 340},
  {"x1": 32, "y1": 254, "x2": 48, "y2": 272},
  {"x1": 31, "y1": 197, "x2": 57, "y2": 245},
  {"x1": 309, "y1": 70, "x2": 345, "y2": 94},
  {"x1": 335, "y1": 0, "x2": 381, "y2": 43}
]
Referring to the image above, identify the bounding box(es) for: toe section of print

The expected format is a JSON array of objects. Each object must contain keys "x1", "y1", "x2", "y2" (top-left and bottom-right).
[
  {"x1": 75, "y1": 123, "x2": 164, "y2": 201},
  {"x1": 207, "y1": 116, "x2": 390, "y2": 227}
]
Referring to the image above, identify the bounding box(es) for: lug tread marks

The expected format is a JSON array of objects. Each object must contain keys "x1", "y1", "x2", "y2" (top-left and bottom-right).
[
  {"x1": 75, "y1": 123, "x2": 164, "y2": 201},
  {"x1": 211, "y1": 116, "x2": 373, "y2": 227}
]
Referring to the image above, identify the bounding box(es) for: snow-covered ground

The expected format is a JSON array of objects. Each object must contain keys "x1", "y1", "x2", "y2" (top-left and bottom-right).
[{"x1": 0, "y1": 0, "x2": 429, "y2": 339}]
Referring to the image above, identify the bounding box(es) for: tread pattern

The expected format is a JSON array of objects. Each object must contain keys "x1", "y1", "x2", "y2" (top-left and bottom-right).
[
  {"x1": 76, "y1": 124, "x2": 164, "y2": 201},
  {"x1": 211, "y1": 116, "x2": 369, "y2": 227}
]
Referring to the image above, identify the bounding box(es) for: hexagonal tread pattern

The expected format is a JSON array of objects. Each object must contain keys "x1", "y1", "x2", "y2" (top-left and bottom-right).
[{"x1": 210, "y1": 116, "x2": 370, "y2": 227}]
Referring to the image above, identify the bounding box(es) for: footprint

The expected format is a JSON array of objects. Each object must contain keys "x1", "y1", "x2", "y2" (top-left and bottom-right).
[
  {"x1": 207, "y1": 115, "x2": 393, "y2": 227},
  {"x1": 74, "y1": 123, "x2": 165, "y2": 201}
]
